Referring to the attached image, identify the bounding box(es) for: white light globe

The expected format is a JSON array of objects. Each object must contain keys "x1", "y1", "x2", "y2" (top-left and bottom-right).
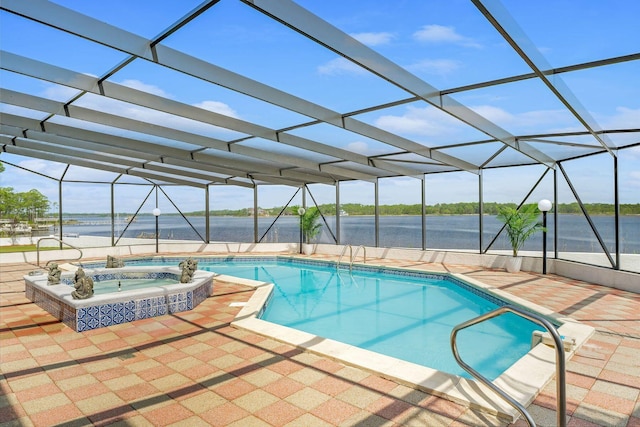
[
  {"x1": 537, "y1": 199, "x2": 552, "y2": 212},
  {"x1": 297, "y1": 207, "x2": 306, "y2": 216},
  {"x1": 152, "y1": 208, "x2": 161, "y2": 216}
]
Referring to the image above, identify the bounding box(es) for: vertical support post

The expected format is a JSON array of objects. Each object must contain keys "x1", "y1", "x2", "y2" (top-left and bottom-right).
[
  {"x1": 335, "y1": 181, "x2": 341, "y2": 245},
  {"x1": 479, "y1": 170, "x2": 484, "y2": 253},
  {"x1": 155, "y1": 214, "x2": 159, "y2": 253},
  {"x1": 298, "y1": 206, "x2": 306, "y2": 254},
  {"x1": 205, "y1": 185, "x2": 210, "y2": 244},
  {"x1": 299, "y1": 212, "x2": 303, "y2": 253},
  {"x1": 542, "y1": 210, "x2": 548, "y2": 274},
  {"x1": 302, "y1": 185, "x2": 307, "y2": 210},
  {"x1": 253, "y1": 185, "x2": 258, "y2": 243},
  {"x1": 301, "y1": 185, "x2": 307, "y2": 254},
  {"x1": 110, "y1": 183, "x2": 115, "y2": 247},
  {"x1": 614, "y1": 155, "x2": 620, "y2": 269},
  {"x1": 58, "y1": 178, "x2": 63, "y2": 249},
  {"x1": 538, "y1": 199, "x2": 552, "y2": 274},
  {"x1": 421, "y1": 177, "x2": 426, "y2": 251},
  {"x1": 553, "y1": 168, "x2": 558, "y2": 260},
  {"x1": 154, "y1": 186, "x2": 159, "y2": 253},
  {"x1": 374, "y1": 178, "x2": 379, "y2": 247}
]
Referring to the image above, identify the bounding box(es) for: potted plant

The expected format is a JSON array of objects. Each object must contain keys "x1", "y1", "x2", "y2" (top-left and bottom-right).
[
  {"x1": 299, "y1": 206, "x2": 322, "y2": 255},
  {"x1": 496, "y1": 203, "x2": 545, "y2": 273}
]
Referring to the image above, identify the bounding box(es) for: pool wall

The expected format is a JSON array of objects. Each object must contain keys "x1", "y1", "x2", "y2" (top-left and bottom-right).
[{"x1": 25, "y1": 267, "x2": 215, "y2": 332}]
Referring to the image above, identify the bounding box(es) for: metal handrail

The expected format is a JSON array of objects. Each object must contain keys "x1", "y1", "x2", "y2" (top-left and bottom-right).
[
  {"x1": 352, "y1": 245, "x2": 366, "y2": 267},
  {"x1": 451, "y1": 305, "x2": 566, "y2": 427},
  {"x1": 37, "y1": 237, "x2": 84, "y2": 267},
  {"x1": 337, "y1": 245, "x2": 352, "y2": 270}
]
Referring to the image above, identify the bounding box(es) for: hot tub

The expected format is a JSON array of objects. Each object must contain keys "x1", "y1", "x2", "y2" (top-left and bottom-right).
[{"x1": 25, "y1": 266, "x2": 215, "y2": 332}]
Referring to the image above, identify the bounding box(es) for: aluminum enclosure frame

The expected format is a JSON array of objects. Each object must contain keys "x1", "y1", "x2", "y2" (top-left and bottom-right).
[{"x1": 1, "y1": 0, "x2": 638, "y2": 274}]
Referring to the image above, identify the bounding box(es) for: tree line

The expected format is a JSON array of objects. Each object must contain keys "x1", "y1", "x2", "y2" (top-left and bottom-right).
[
  {"x1": 0, "y1": 155, "x2": 637, "y2": 222},
  {"x1": 200, "y1": 202, "x2": 640, "y2": 217},
  {"x1": 0, "y1": 162, "x2": 51, "y2": 223},
  {"x1": 0, "y1": 187, "x2": 51, "y2": 222}
]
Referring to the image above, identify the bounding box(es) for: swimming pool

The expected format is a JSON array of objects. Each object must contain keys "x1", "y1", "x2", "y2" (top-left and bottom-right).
[{"x1": 125, "y1": 256, "x2": 543, "y2": 380}]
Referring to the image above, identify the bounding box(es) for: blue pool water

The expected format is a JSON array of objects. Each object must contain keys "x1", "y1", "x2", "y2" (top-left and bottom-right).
[{"x1": 126, "y1": 257, "x2": 543, "y2": 380}]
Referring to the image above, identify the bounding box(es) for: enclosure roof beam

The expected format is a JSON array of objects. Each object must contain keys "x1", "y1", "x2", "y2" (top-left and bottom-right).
[
  {"x1": 0, "y1": 53, "x2": 427, "y2": 179},
  {"x1": 471, "y1": 0, "x2": 616, "y2": 156},
  {"x1": 0, "y1": 142, "x2": 211, "y2": 188},
  {"x1": 0, "y1": 134, "x2": 256, "y2": 187},
  {"x1": 242, "y1": 0, "x2": 554, "y2": 168},
  {"x1": 0, "y1": 115, "x2": 292, "y2": 185},
  {"x1": 0, "y1": 0, "x2": 477, "y2": 173},
  {"x1": 0, "y1": 87, "x2": 399, "y2": 183}
]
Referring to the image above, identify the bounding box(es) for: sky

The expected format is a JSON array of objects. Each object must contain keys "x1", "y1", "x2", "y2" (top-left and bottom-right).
[{"x1": 0, "y1": 0, "x2": 638, "y2": 213}]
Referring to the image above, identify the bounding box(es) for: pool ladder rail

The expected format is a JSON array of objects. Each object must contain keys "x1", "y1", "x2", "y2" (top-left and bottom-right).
[
  {"x1": 451, "y1": 305, "x2": 567, "y2": 427},
  {"x1": 37, "y1": 236, "x2": 84, "y2": 268},
  {"x1": 337, "y1": 245, "x2": 366, "y2": 271}
]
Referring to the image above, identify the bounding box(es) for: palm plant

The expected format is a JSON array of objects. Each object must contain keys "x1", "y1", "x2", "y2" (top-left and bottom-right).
[
  {"x1": 496, "y1": 203, "x2": 545, "y2": 257},
  {"x1": 301, "y1": 207, "x2": 322, "y2": 243}
]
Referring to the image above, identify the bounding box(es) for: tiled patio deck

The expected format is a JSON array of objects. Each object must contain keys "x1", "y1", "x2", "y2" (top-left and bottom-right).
[{"x1": 1, "y1": 254, "x2": 639, "y2": 427}]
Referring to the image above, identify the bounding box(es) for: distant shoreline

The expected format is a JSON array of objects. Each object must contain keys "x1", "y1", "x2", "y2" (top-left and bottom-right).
[
  {"x1": 55, "y1": 201, "x2": 640, "y2": 217},
  {"x1": 58, "y1": 212, "x2": 638, "y2": 218}
]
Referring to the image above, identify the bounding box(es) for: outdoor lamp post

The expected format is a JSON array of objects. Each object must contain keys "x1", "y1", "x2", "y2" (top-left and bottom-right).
[
  {"x1": 537, "y1": 199, "x2": 552, "y2": 274},
  {"x1": 152, "y1": 208, "x2": 161, "y2": 253},
  {"x1": 297, "y1": 207, "x2": 306, "y2": 254}
]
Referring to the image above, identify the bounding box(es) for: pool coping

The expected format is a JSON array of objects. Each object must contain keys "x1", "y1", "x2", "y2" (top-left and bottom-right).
[{"x1": 218, "y1": 256, "x2": 596, "y2": 423}]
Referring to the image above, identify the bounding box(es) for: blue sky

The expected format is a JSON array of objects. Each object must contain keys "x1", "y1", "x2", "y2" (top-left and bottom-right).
[{"x1": 0, "y1": 0, "x2": 638, "y2": 213}]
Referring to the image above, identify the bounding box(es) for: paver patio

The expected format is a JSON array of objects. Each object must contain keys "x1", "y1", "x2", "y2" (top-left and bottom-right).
[{"x1": 1, "y1": 254, "x2": 639, "y2": 426}]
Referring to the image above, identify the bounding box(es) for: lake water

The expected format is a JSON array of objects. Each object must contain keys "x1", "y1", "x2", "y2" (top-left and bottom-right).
[{"x1": 57, "y1": 214, "x2": 640, "y2": 255}]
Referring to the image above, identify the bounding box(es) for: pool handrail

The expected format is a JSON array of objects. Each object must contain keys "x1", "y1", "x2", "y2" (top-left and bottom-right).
[
  {"x1": 352, "y1": 245, "x2": 366, "y2": 267},
  {"x1": 37, "y1": 237, "x2": 84, "y2": 267},
  {"x1": 337, "y1": 245, "x2": 352, "y2": 270},
  {"x1": 451, "y1": 304, "x2": 566, "y2": 427}
]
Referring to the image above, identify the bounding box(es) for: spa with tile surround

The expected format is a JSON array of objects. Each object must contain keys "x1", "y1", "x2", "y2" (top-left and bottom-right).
[{"x1": 24, "y1": 266, "x2": 215, "y2": 332}]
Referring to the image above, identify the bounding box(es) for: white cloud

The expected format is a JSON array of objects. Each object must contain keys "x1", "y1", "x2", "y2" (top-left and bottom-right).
[
  {"x1": 373, "y1": 103, "x2": 596, "y2": 140},
  {"x1": 192, "y1": 100, "x2": 239, "y2": 118},
  {"x1": 601, "y1": 107, "x2": 640, "y2": 129},
  {"x1": 413, "y1": 24, "x2": 481, "y2": 48},
  {"x1": 317, "y1": 57, "x2": 367, "y2": 76},
  {"x1": 120, "y1": 79, "x2": 169, "y2": 97},
  {"x1": 625, "y1": 146, "x2": 640, "y2": 160},
  {"x1": 407, "y1": 59, "x2": 461, "y2": 75},
  {"x1": 68, "y1": 87, "x2": 243, "y2": 138},
  {"x1": 374, "y1": 106, "x2": 463, "y2": 136},
  {"x1": 470, "y1": 105, "x2": 515, "y2": 124},
  {"x1": 17, "y1": 159, "x2": 66, "y2": 177},
  {"x1": 344, "y1": 141, "x2": 388, "y2": 156},
  {"x1": 350, "y1": 32, "x2": 394, "y2": 46},
  {"x1": 470, "y1": 105, "x2": 578, "y2": 132},
  {"x1": 346, "y1": 141, "x2": 371, "y2": 154},
  {"x1": 42, "y1": 84, "x2": 83, "y2": 100}
]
